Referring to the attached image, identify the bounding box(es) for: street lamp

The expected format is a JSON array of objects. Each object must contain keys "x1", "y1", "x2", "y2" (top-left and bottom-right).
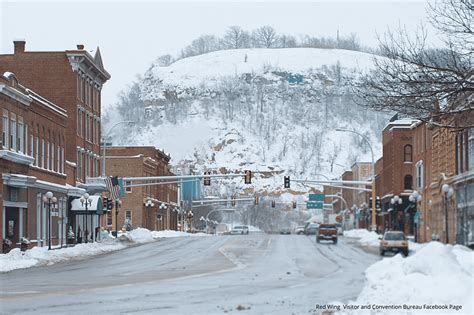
[
  {"x1": 187, "y1": 210, "x2": 194, "y2": 232},
  {"x1": 441, "y1": 184, "x2": 454, "y2": 243},
  {"x1": 335, "y1": 128, "x2": 376, "y2": 232},
  {"x1": 391, "y1": 195, "x2": 403, "y2": 231},
  {"x1": 409, "y1": 191, "x2": 422, "y2": 242},
  {"x1": 42, "y1": 191, "x2": 57, "y2": 250},
  {"x1": 145, "y1": 199, "x2": 155, "y2": 230},
  {"x1": 80, "y1": 193, "x2": 93, "y2": 243},
  {"x1": 101, "y1": 121, "x2": 137, "y2": 177}
]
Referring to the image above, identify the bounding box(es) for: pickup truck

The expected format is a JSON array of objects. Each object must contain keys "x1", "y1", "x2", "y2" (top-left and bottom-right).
[{"x1": 316, "y1": 224, "x2": 338, "y2": 244}]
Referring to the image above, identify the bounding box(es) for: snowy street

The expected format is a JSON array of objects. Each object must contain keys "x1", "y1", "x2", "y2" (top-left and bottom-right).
[{"x1": 0, "y1": 233, "x2": 378, "y2": 314}]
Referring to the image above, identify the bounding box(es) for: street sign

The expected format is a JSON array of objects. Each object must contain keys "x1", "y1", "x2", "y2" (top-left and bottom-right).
[{"x1": 307, "y1": 194, "x2": 324, "y2": 209}]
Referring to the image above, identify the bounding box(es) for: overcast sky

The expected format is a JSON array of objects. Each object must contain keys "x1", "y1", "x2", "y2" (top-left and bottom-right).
[{"x1": 0, "y1": 0, "x2": 433, "y2": 110}]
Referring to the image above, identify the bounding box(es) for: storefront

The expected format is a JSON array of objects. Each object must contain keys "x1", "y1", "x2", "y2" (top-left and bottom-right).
[{"x1": 70, "y1": 196, "x2": 104, "y2": 243}]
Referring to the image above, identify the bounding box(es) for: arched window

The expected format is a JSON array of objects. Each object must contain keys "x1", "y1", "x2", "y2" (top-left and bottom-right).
[
  {"x1": 404, "y1": 144, "x2": 413, "y2": 162},
  {"x1": 404, "y1": 175, "x2": 413, "y2": 190}
]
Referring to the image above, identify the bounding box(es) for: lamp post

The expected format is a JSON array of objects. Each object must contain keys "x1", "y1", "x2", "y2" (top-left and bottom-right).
[
  {"x1": 145, "y1": 199, "x2": 155, "y2": 230},
  {"x1": 336, "y1": 128, "x2": 376, "y2": 231},
  {"x1": 409, "y1": 191, "x2": 422, "y2": 242},
  {"x1": 80, "y1": 193, "x2": 93, "y2": 243},
  {"x1": 187, "y1": 210, "x2": 194, "y2": 232},
  {"x1": 42, "y1": 191, "x2": 57, "y2": 250},
  {"x1": 114, "y1": 199, "x2": 121, "y2": 237},
  {"x1": 101, "y1": 121, "x2": 136, "y2": 177},
  {"x1": 351, "y1": 205, "x2": 358, "y2": 229},
  {"x1": 391, "y1": 195, "x2": 403, "y2": 231},
  {"x1": 159, "y1": 203, "x2": 168, "y2": 230},
  {"x1": 441, "y1": 184, "x2": 454, "y2": 244}
]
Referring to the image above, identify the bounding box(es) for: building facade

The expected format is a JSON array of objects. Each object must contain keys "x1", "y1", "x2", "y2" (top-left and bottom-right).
[
  {"x1": 0, "y1": 73, "x2": 84, "y2": 249},
  {"x1": 105, "y1": 146, "x2": 178, "y2": 232},
  {"x1": 0, "y1": 41, "x2": 110, "y2": 185}
]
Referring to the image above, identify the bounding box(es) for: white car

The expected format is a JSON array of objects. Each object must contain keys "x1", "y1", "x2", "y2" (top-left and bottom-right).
[
  {"x1": 242, "y1": 226, "x2": 250, "y2": 234},
  {"x1": 230, "y1": 226, "x2": 245, "y2": 235}
]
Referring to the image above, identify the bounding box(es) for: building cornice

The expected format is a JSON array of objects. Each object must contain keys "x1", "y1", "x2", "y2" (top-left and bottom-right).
[
  {"x1": 0, "y1": 150, "x2": 35, "y2": 165},
  {"x1": 0, "y1": 83, "x2": 32, "y2": 106}
]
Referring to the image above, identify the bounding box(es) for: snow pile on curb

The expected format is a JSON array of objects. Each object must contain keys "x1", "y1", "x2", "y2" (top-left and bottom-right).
[
  {"x1": 126, "y1": 228, "x2": 154, "y2": 243},
  {"x1": 151, "y1": 230, "x2": 209, "y2": 238},
  {"x1": 0, "y1": 240, "x2": 126, "y2": 273},
  {"x1": 344, "y1": 229, "x2": 380, "y2": 247},
  {"x1": 338, "y1": 242, "x2": 473, "y2": 314}
]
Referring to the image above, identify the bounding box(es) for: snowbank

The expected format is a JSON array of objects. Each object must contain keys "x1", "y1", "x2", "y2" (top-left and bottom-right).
[
  {"x1": 126, "y1": 228, "x2": 154, "y2": 243},
  {"x1": 344, "y1": 229, "x2": 380, "y2": 247},
  {"x1": 151, "y1": 230, "x2": 209, "y2": 238},
  {"x1": 338, "y1": 242, "x2": 473, "y2": 314},
  {"x1": 0, "y1": 240, "x2": 126, "y2": 273}
]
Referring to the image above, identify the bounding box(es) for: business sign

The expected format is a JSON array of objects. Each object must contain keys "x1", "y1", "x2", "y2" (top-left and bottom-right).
[{"x1": 307, "y1": 194, "x2": 324, "y2": 209}]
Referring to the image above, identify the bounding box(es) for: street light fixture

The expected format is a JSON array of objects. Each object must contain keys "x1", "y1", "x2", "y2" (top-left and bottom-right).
[
  {"x1": 391, "y1": 195, "x2": 403, "y2": 231},
  {"x1": 114, "y1": 199, "x2": 122, "y2": 237},
  {"x1": 441, "y1": 184, "x2": 454, "y2": 243},
  {"x1": 42, "y1": 191, "x2": 57, "y2": 250},
  {"x1": 101, "y1": 120, "x2": 137, "y2": 177},
  {"x1": 80, "y1": 193, "x2": 93, "y2": 243},
  {"x1": 409, "y1": 191, "x2": 422, "y2": 242},
  {"x1": 335, "y1": 128, "x2": 376, "y2": 232},
  {"x1": 159, "y1": 203, "x2": 168, "y2": 230},
  {"x1": 145, "y1": 199, "x2": 155, "y2": 230}
]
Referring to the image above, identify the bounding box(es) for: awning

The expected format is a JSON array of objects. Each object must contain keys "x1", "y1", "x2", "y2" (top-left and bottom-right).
[{"x1": 70, "y1": 196, "x2": 104, "y2": 215}]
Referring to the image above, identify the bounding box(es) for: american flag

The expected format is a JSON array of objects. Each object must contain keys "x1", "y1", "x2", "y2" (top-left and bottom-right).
[{"x1": 105, "y1": 176, "x2": 120, "y2": 200}]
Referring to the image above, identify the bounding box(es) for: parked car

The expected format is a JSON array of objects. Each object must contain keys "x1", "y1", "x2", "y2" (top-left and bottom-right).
[
  {"x1": 379, "y1": 231, "x2": 408, "y2": 256},
  {"x1": 242, "y1": 225, "x2": 250, "y2": 235},
  {"x1": 279, "y1": 228, "x2": 291, "y2": 235},
  {"x1": 317, "y1": 224, "x2": 338, "y2": 244},
  {"x1": 230, "y1": 226, "x2": 245, "y2": 235},
  {"x1": 305, "y1": 223, "x2": 319, "y2": 235},
  {"x1": 294, "y1": 225, "x2": 306, "y2": 235}
]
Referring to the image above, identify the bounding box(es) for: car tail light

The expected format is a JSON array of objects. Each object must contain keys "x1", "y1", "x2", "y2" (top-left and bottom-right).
[{"x1": 402, "y1": 241, "x2": 408, "y2": 246}]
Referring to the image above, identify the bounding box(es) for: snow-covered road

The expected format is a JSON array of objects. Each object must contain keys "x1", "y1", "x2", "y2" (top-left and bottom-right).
[{"x1": 0, "y1": 234, "x2": 379, "y2": 314}]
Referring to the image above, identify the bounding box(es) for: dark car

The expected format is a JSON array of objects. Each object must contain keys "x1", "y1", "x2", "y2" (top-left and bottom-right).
[
  {"x1": 280, "y1": 228, "x2": 291, "y2": 235},
  {"x1": 317, "y1": 224, "x2": 338, "y2": 244}
]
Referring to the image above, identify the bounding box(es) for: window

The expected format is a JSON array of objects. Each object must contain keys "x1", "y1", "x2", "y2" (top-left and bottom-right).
[
  {"x1": 51, "y1": 143, "x2": 55, "y2": 172},
  {"x1": 61, "y1": 147, "x2": 64, "y2": 174},
  {"x1": 46, "y1": 141, "x2": 50, "y2": 170},
  {"x1": 2, "y1": 111, "x2": 8, "y2": 148},
  {"x1": 41, "y1": 139, "x2": 45, "y2": 168},
  {"x1": 404, "y1": 144, "x2": 412, "y2": 162},
  {"x1": 35, "y1": 135, "x2": 39, "y2": 166},
  {"x1": 125, "y1": 180, "x2": 132, "y2": 193},
  {"x1": 468, "y1": 128, "x2": 474, "y2": 171},
  {"x1": 24, "y1": 124, "x2": 28, "y2": 155},
  {"x1": 77, "y1": 107, "x2": 81, "y2": 136},
  {"x1": 10, "y1": 114, "x2": 16, "y2": 150},
  {"x1": 125, "y1": 210, "x2": 132, "y2": 225},
  {"x1": 404, "y1": 175, "x2": 413, "y2": 190},
  {"x1": 30, "y1": 133, "x2": 33, "y2": 157},
  {"x1": 57, "y1": 144, "x2": 60, "y2": 173},
  {"x1": 18, "y1": 118, "x2": 24, "y2": 153},
  {"x1": 415, "y1": 161, "x2": 423, "y2": 190}
]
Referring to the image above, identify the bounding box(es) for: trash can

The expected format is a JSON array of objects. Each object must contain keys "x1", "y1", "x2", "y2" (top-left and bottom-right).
[
  {"x1": 20, "y1": 237, "x2": 30, "y2": 252},
  {"x1": 2, "y1": 238, "x2": 12, "y2": 254}
]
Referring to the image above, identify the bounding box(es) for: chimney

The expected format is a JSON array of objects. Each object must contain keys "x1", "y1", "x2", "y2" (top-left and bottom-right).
[
  {"x1": 77, "y1": 44, "x2": 84, "y2": 50},
  {"x1": 13, "y1": 40, "x2": 26, "y2": 54}
]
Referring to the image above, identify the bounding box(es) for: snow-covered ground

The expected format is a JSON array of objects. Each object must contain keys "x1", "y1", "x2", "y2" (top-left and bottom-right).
[
  {"x1": 340, "y1": 229, "x2": 473, "y2": 314},
  {"x1": 0, "y1": 228, "x2": 208, "y2": 273}
]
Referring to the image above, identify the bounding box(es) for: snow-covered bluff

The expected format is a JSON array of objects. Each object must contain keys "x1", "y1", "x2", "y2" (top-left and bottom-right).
[{"x1": 105, "y1": 48, "x2": 387, "y2": 196}]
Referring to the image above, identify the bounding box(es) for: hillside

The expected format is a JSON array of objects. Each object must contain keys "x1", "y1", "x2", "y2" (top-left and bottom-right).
[{"x1": 105, "y1": 48, "x2": 387, "y2": 198}]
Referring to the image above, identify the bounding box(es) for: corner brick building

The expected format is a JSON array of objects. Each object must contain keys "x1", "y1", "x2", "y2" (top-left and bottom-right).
[
  {"x1": 0, "y1": 41, "x2": 110, "y2": 185},
  {"x1": 105, "y1": 146, "x2": 178, "y2": 232}
]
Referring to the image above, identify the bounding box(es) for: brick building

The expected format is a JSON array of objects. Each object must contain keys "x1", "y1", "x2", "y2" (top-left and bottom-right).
[
  {"x1": 0, "y1": 41, "x2": 110, "y2": 185},
  {"x1": 1, "y1": 73, "x2": 84, "y2": 249},
  {"x1": 105, "y1": 146, "x2": 178, "y2": 232}
]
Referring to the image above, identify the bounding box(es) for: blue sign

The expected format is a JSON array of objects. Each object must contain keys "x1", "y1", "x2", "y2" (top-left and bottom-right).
[
  {"x1": 181, "y1": 179, "x2": 201, "y2": 201},
  {"x1": 307, "y1": 194, "x2": 324, "y2": 209}
]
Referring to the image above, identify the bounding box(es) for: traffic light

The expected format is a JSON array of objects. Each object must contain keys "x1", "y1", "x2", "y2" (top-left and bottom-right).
[
  {"x1": 231, "y1": 197, "x2": 236, "y2": 207},
  {"x1": 254, "y1": 196, "x2": 259, "y2": 205},
  {"x1": 203, "y1": 171, "x2": 211, "y2": 186},
  {"x1": 271, "y1": 200, "x2": 276, "y2": 208},
  {"x1": 102, "y1": 197, "x2": 107, "y2": 210},
  {"x1": 292, "y1": 201, "x2": 297, "y2": 209},
  {"x1": 284, "y1": 176, "x2": 290, "y2": 189},
  {"x1": 369, "y1": 197, "x2": 382, "y2": 210},
  {"x1": 244, "y1": 170, "x2": 252, "y2": 184},
  {"x1": 106, "y1": 198, "x2": 113, "y2": 210}
]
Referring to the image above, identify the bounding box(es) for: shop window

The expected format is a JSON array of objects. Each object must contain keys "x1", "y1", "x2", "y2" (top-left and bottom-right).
[{"x1": 404, "y1": 144, "x2": 412, "y2": 162}]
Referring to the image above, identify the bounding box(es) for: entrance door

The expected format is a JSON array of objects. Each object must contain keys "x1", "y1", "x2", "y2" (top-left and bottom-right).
[{"x1": 5, "y1": 207, "x2": 20, "y2": 244}]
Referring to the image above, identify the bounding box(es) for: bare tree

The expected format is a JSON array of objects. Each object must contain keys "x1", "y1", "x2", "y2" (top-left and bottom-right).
[
  {"x1": 252, "y1": 26, "x2": 278, "y2": 48},
  {"x1": 354, "y1": 0, "x2": 473, "y2": 129},
  {"x1": 156, "y1": 54, "x2": 174, "y2": 67},
  {"x1": 222, "y1": 26, "x2": 250, "y2": 49}
]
